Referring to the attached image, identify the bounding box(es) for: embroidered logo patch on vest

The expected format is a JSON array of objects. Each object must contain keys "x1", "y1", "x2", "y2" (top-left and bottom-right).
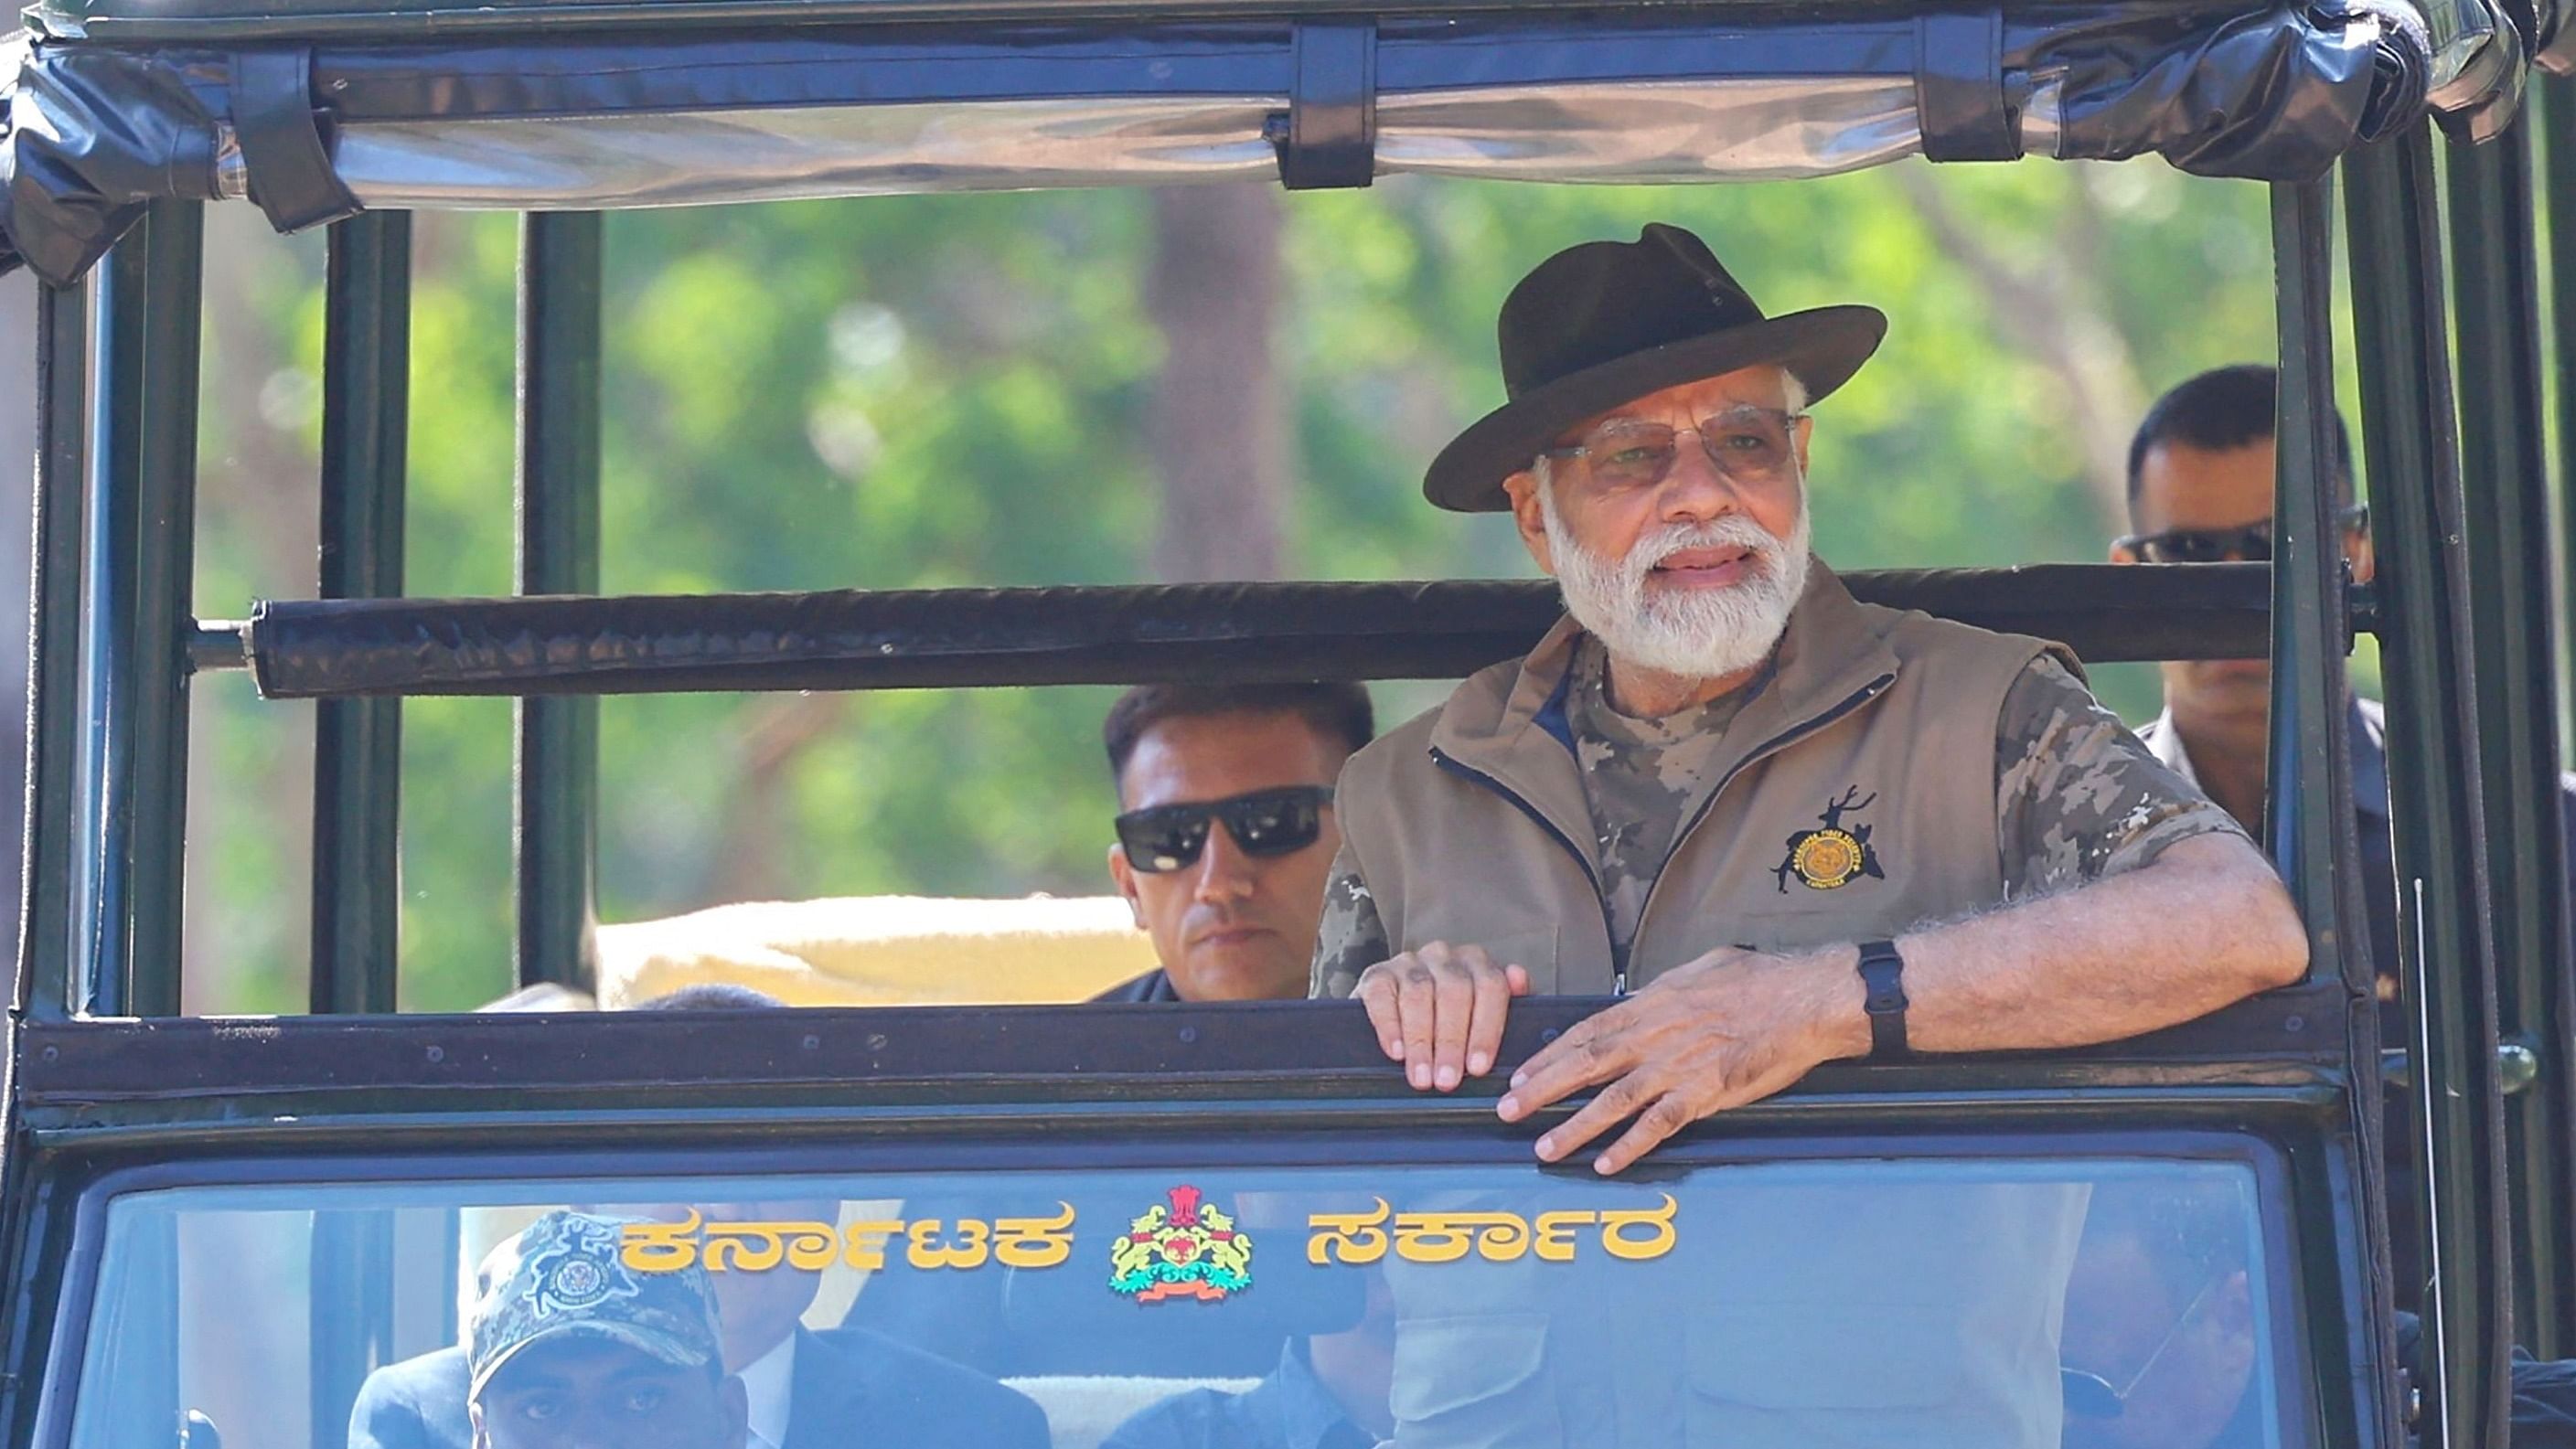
[{"x1": 1774, "y1": 786, "x2": 1885, "y2": 892}]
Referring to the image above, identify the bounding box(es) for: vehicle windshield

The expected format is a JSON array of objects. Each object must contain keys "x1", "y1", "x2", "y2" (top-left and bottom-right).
[{"x1": 63, "y1": 1142, "x2": 2293, "y2": 1449}]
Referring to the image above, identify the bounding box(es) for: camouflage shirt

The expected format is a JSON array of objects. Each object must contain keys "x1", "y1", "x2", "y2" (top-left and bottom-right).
[
  {"x1": 1310, "y1": 644, "x2": 2246, "y2": 996},
  {"x1": 1564, "y1": 634, "x2": 1769, "y2": 953}
]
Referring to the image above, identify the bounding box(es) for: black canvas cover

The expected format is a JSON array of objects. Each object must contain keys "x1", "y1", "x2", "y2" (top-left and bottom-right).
[{"x1": 0, "y1": 0, "x2": 2516, "y2": 283}]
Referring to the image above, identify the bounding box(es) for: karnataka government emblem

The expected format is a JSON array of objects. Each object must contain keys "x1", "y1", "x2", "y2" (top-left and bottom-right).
[
  {"x1": 1110, "y1": 1185, "x2": 1253, "y2": 1303},
  {"x1": 1774, "y1": 786, "x2": 1885, "y2": 892}
]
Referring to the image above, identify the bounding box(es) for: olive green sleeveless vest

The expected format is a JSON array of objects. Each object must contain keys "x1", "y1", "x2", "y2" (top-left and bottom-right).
[{"x1": 1336, "y1": 561, "x2": 2066, "y2": 990}]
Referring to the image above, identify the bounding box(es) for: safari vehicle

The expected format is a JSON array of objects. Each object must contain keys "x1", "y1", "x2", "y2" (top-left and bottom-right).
[{"x1": 1, "y1": 0, "x2": 2572, "y2": 1442}]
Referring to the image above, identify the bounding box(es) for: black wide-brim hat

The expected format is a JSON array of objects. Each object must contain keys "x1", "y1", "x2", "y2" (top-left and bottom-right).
[{"x1": 1426, "y1": 223, "x2": 1887, "y2": 512}]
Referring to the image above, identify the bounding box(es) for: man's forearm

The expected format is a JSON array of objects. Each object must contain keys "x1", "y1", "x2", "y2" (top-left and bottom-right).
[{"x1": 1803, "y1": 832, "x2": 2310, "y2": 1061}]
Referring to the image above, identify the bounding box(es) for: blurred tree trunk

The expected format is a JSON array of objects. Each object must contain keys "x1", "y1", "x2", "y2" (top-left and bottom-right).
[
  {"x1": 708, "y1": 691, "x2": 850, "y2": 902},
  {"x1": 185, "y1": 208, "x2": 320, "y2": 1013},
  {"x1": 1146, "y1": 185, "x2": 1288, "y2": 582},
  {"x1": 1893, "y1": 164, "x2": 2143, "y2": 527}
]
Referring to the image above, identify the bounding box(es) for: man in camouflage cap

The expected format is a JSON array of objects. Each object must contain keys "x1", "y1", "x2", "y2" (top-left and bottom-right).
[
  {"x1": 1319, "y1": 224, "x2": 2307, "y2": 1175},
  {"x1": 468, "y1": 1209, "x2": 749, "y2": 1449}
]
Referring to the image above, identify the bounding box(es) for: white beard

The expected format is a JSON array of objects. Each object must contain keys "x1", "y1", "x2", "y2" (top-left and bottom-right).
[{"x1": 1539, "y1": 485, "x2": 1812, "y2": 682}]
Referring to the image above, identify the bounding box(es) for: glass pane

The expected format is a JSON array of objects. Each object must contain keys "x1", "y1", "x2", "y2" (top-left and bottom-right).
[{"x1": 63, "y1": 1152, "x2": 2288, "y2": 1449}]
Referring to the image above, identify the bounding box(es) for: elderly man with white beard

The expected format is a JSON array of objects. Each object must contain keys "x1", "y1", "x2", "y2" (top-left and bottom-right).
[{"x1": 1312, "y1": 224, "x2": 2308, "y2": 1177}]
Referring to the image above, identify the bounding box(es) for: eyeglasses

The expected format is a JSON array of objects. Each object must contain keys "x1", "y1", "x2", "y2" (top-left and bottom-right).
[
  {"x1": 1538, "y1": 406, "x2": 1804, "y2": 495},
  {"x1": 2115, "y1": 505, "x2": 2368, "y2": 564},
  {"x1": 1114, "y1": 786, "x2": 1335, "y2": 873}
]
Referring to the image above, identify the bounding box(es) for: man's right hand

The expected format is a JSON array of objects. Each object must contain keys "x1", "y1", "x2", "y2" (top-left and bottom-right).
[{"x1": 1353, "y1": 943, "x2": 1533, "y2": 1092}]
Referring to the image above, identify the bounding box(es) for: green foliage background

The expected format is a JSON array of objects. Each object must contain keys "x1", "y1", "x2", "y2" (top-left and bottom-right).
[{"x1": 179, "y1": 163, "x2": 2353, "y2": 1014}]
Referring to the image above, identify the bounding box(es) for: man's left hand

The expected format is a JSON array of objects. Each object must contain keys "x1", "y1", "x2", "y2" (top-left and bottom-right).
[{"x1": 1496, "y1": 946, "x2": 1864, "y2": 1175}]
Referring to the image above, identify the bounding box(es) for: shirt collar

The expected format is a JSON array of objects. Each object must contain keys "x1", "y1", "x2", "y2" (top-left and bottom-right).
[
  {"x1": 2143, "y1": 698, "x2": 2389, "y2": 821},
  {"x1": 1090, "y1": 968, "x2": 1181, "y2": 1003},
  {"x1": 736, "y1": 1330, "x2": 797, "y2": 1449},
  {"x1": 1271, "y1": 1338, "x2": 1374, "y2": 1449}
]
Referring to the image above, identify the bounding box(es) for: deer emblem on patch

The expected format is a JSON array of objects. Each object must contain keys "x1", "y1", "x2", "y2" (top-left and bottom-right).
[{"x1": 1773, "y1": 785, "x2": 1885, "y2": 892}]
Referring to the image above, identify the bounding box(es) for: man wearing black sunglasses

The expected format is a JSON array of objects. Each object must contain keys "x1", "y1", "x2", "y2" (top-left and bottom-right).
[
  {"x1": 2114, "y1": 365, "x2": 2376, "y2": 841},
  {"x1": 2117, "y1": 364, "x2": 2576, "y2": 1316},
  {"x1": 1098, "y1": 682, "x2": 1374, "y2": 1004}
]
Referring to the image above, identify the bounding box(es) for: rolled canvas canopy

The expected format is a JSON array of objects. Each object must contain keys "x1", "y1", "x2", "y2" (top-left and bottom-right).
[{"x1": 0, "y1": 0, "x2": 2527, "y2": 282}]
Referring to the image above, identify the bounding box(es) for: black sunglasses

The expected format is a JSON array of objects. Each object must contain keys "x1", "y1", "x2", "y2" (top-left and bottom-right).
[
  {"x1": 1115, "y1": 786, "x2": 1335, "y2": 873},
  {"x1": 2115, "y1": 505, "x2": 2368, "y2": 565}
]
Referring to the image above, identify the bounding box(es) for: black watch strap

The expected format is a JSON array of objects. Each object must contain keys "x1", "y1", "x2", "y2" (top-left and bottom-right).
[{"x1": 1855, "y1": 939, "x2": 1908, "y2": 1059}]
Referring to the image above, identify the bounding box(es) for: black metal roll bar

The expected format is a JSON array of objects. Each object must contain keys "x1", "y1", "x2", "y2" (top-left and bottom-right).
[
  {"x1": 218, "y1": 563, "x2": 2294, "y2": 701},
  {"x1": 2271, "y1": 171, "x2": 2404, "y2": 1449},
  {"x1": 2346, "y1": 126, "x2": 2515, "y2": 1449},
  {"x1": 2448, "y1": 105, "x2": 2576, "y2": 1368},
  {"x1": 314, "y1": 212, "x2": 412, "y2": 1019},
  {"x1": 515, "y1": 212, "x2": 605, "y2": 996},
  {"x1": 72, "y1": 200, "x2": 203, "y2": 1021},
  {"x1": 306, "y1": 210, "x2": 413, "y2": 1433},
  {"x1": 2537, "y1": 66, "x2": 2576, "y2": 1368}
]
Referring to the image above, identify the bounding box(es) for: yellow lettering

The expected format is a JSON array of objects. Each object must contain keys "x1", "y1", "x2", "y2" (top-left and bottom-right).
[
  {"x1": 1306, "y1": 1199, "x2": 1392, "y2": 1265},
  {"x1": 1299, "y1": 1201, "x2": 1666, "y2": 1266},
  {"x1": 907, "y1": 1219, "x2": 991, "y2": 1271},
  {"x1": 844, "y1": 1220, "x2": 904, "y2": 1271},
  {"x1": 619, "y1": 1209, "x2": 704, "y2": 1273},
  {"x1": 1392, "y1": 1212, "x2": 1474, "y2": 1263},
  {"x1": 994, "y1": 1202, "x2": 1077, "y2": 1270},
  {"x1": 702, "y1": 1221, "x2": 787, "y2": 1273},
  {"x1": 1474, "y1": 1213, "x2": 1532, "y2": 1262},
  {"x1": 1598, "y1": 1195, "x2": 1679, "y2": 1262},
  {"x1": 1397, "y1": 1210, "x2": 1534, "y2": 1264},
  {"x1": 1533, "y1": 1210, "x2": 1595, "y2": 1263},
  {"x1": 779, "y1": 1220, "x2": 841, "y2": 1272}
]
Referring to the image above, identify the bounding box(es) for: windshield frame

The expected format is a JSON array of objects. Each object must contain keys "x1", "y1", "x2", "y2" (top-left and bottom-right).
[
  {"x1": 31, "y1": 1122, "x2": 2324, "y2": 1449},
  {"x1": 9, "y1": 988, "x2": 2357, "y2": 1119}
]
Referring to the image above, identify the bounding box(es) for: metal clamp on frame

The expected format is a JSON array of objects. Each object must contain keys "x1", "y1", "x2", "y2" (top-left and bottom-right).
[
  {"x1": 1273, "y1": 20, "x2": 1377, "y2": 191},
  {"x1": 232, "y1": 49, "x2": 364, "y2": 233},
  {"x1": 1916, "y1": 9, "x2": 2020, "y2": 162}
]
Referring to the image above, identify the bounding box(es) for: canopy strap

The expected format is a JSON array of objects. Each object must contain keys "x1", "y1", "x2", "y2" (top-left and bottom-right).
[
  {"x1": 233, "y1": 49, "x2": 362, "y2": 232},
  {"x1": 1276, "y1": 20, "x2": 1377, "y2": 190},
  {"x1": 1916, "y1": 9, "x2": 2018, "y2": 162}
]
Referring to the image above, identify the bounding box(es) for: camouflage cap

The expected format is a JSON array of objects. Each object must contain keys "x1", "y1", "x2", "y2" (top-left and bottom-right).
[{"x1": 467, "y1": 1209, "x2": 725, "y2": 1401}]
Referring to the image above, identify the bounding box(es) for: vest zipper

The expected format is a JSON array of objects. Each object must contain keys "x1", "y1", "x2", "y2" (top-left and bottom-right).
[
  {"x1": 1629, "y1": 670, "x2": 1899, "y2": 984},
  {"x1": 1427, "y1": 745, "x2": 1627, "y2": 989},
  {"x1": 1428, "y1": 669, "x2": 1895, "y2": 996}
]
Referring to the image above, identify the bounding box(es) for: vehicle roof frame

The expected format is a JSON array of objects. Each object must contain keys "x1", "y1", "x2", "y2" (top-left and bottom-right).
[
  {"x1": 0, "y1": 0, "x2": 2528, "y2": 285},
  {"x1": 5, "y1": 10, "x2": 2571, "y2": 1446}
]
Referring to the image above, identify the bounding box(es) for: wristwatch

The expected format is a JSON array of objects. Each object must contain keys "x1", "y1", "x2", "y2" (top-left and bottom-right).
[{"x1": 1855, "y1": 939, "x2": 1908, "y2": 1059}]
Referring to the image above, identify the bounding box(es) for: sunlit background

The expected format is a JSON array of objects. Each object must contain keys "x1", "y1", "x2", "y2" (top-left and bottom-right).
[{"x1": 0, "y1": 160, "x2": 2378, "y2": 1014}]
